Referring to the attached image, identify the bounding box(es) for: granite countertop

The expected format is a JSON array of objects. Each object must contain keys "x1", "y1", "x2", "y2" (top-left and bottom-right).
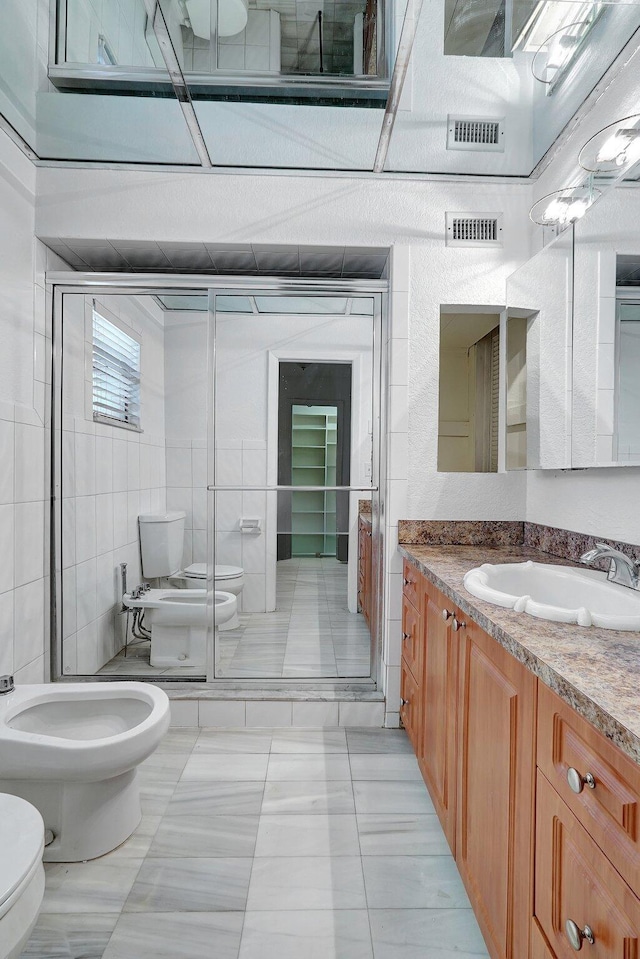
[{"x1": 399, "y1": 543, "x2": 640, "y2": 767}]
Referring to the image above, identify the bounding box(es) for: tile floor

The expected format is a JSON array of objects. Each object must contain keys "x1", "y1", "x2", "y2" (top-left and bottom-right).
[
  {"x1": 99, "y1": 557, "x2": 371, "y2": 680},
  {"x1": 23, "y1": 726, "x2": 489, "y2": 958}
]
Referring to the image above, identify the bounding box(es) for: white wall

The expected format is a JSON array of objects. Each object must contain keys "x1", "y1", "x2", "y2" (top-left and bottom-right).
[
  {"x1": 65, "y1": 0, "x2": 154, "y2": 67},
  {"x1": 0, "y1": 131, "x2": 58, "y2": 684},
  {"x1": 61, "y1": 292, "x2": 167, "y2": 673},
  {"x1": 163, "y1": 310, "x2": 209, "y2": 573}
]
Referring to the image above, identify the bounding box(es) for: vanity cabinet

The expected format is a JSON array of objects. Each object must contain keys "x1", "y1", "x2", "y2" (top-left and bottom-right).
[
  {"x1": 358, "y1": 515, "x2": 373, "y2": 635},
  {"x1": 401, "y1": 566, "x2": 535, "y2": 959}
]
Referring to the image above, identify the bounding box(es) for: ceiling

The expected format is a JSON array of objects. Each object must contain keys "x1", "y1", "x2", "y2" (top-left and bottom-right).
[
  {"x1": 440, "y1": 312, "x2": 501, "y2": 349},
  {"x1": 42, "y1": 239, "x2": 390, "y2": 279}
]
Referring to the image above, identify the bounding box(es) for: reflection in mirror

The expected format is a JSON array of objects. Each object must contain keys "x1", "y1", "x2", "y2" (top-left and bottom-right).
[
  {"x1": 437, "y1": 310, "x2": 501, "y2": 472},
  {"x1": 616, "y1": 299, "x2": 640, "y2": 461},
  {"x1": 572, "y1": 188, "x2": 640, "y2": 467},
  {"x1": 213, "y1": 294, "x2": 376, "y2": 679},
  {"x1": 505, "y1": 226, "x2": 573, "y2": 469},
  {"x1": 506, "y1": 315, "x2": 528, "y2": 469}
]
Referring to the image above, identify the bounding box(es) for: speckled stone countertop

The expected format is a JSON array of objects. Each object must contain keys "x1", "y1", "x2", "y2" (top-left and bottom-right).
[{"x1": 399, "y1": 543, "x2": 640, "y2": 767}]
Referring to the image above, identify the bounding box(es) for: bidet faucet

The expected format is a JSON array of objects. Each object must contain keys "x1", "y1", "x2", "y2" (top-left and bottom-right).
[
  {"x1": 0, "y1": 675, "x2": 14, "y2": 695},
  {"x1": 580, "y1": 542, "x2": 640, "y2": 590}
]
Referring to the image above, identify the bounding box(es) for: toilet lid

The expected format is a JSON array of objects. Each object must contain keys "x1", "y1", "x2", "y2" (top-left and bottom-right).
[
  {"x1": 0, "y1": 794, "x2": 44, "y2": 917},
  {"x1": 185, "y1": 563, "x2": 242, "y2": 581}
]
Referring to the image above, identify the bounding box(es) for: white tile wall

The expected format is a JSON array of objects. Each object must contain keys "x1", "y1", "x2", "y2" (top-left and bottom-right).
[
  {"x1": 65, "y1": 0, "x2": 154, "y2": 68},
  {"x1": 61, "y1": 293, "x2": 167, "y2": 674}
]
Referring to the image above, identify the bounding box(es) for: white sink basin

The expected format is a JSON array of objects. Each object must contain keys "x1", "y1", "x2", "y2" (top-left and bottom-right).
[{"x1": 463, "y1": 561, "x2": 640, "y2": 630}]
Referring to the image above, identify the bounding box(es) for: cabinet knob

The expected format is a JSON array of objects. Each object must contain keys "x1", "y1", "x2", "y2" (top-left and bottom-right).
[
  {"x1": 402, "y1": 632, "x2": 410, "y2": 642},
  {"x1": 403, "y1": 578, "x2": 412, "y2": 587},
  {"x1": 565, "y1": 919, "x2": 595, "y2": 950},
  {"x1": 400, "y1": 698, "x2": 409, "y2": 707},
  {"x1": 567, "y1": 767, "x2": 596, "y2": 794},
  {"x1": 442, "y1": 609, "x2": 454, "y2": 621},
  {"x1": 452, "y1": 616, "x2": 466, "y2": 632}
]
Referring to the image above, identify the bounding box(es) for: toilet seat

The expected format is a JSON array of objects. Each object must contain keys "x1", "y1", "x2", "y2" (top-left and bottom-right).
[
  {"x1": 184, "y1": 563, "x2": 243, "y2": 581},
  {"x1": 0, "y1": 794, "x2": 44, "y2": 921}
]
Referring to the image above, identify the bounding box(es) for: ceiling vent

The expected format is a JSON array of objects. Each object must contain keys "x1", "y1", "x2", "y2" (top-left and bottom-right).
[
  {"x1": 447, "y1": 116, "x2": 505, "y2": 152},
  {"x1": 445, "y1": 213, "x2": 504, "y2": 247}
]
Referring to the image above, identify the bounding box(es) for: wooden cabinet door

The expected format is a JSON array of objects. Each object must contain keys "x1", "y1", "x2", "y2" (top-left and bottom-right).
[
  {"x1": 401, "y1": 595, "x2": 422, "y2": 684},
  {"x1": 456, "y1": 618, "x2": 536, "y2": 959},
  {"x1": 420, "y1": 583, "x2": 458, "y2": 852},
  {"x1": 536, "y1": 770, "x2": 640, "y2": 959},
  {"x1": 400, "y1": 658, "x2": 421, "y2": 754}
]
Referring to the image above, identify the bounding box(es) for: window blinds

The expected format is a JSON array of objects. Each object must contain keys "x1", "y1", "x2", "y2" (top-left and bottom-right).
[{"x1": 92, "y1": 310, "x2": 141, "y2": 428}]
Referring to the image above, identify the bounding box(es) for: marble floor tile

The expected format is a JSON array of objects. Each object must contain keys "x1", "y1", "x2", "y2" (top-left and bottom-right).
[
  {"x1": 353, "y1": 781, "x2": 437, "y2": 815},
  {"x1": 349, "y1": 754, "x2": 423, "y2": 781},
  {"x1": 181, "y1": 753, "x2": 269, "y2": 781},
  {"x1": 139, "y1": 780, "x2": 177, "y2": 817},
  {"x1": 238, "y1": 909, "x2": 373, "y2": 959},
  {"x1": 271, "y1": 728, "x2": 348, "y2": 753},
  {"x1": 368, "y1": 908, "x2": 490, "y2": 958},
  {"x1": 262, "y1": 780, "x2": 355, "y2": 815},
  {"x1": 246, "y1": 856, "x2": 367, "y2": 911},
  {"x1": 104, "y1": 816, "x2": 161, "y2": 860},
  {"x1": 267, "y1": 754, "x2": 352, "y2": 781},
  {"x1": 138, "y1": 752, "x2": 189, "y2": 782},
  {"x1": 254, "y1": 814, "x2": 360, "y2": 857},
  {"x1": 167, "y1": 780, "x2": 265, "y2": 816},
  {"x1": 124, "y1": 858, "x2": 252, "y2": 912},
  {"x1": 41, "y1": 860, "x2": 144, "y2": 914},
  {"x1": 357, "y1": 815, "x2": 451, "y2": 856},
  {"x1": 193, "y1": 729, "x2": 273, "y2": 753},
  {"x1": 363, "y1": 856, "x2": 472, "y2": 909},
  {"x1": 346, "y1": 729, "x2": 414, "y2": 754},
  {"x1": 149, "y1": 814, "x2": 259, "y2": 857},
  {"x1": 21, "y1": 913, "x2": 119, "y2": 959},
  {"x1": 153, "y1": 727, "x2": 200, "y2": 754},
  {"x1": 103, "y1": 912, "x2": 244, "y2": 959}
]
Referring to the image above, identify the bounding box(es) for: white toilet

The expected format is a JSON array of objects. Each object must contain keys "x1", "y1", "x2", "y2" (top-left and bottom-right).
[
  {"x1": 0, "y1": 681, "x2": 170, "y2": 862},
  {"x1": 0, "y1": 793, "x2": 44, "y2": 959},
  {"x1": 123, "y1": 587, "x2": 237, "y2": 668}
]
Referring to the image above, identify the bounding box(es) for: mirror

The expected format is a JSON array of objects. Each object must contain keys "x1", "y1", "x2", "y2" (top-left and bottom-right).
[
  {"x1": 437, "y1": 309, "x2": 501, "y2": 473},
  {"x1": 572, "y1": 185, "x2": 640, "y2": 466},
  {"x1": 505, "y1": 225, "x2": 574, "y2": 469}
]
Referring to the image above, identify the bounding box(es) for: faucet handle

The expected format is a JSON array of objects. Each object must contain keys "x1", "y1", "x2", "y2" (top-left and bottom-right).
[{"x1": 0, "y1": 675, "x2": 14, "y2": 695}]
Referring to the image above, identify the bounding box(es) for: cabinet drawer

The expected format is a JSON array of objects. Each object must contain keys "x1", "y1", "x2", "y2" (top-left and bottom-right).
[
  {"x1": 536, "y1": 770, "x2": 640, "y2": 959},
  {"x1": 538, "y1": 681, "x2": 640, "y2": 892},
  {"x1": 402, "y1": 595, "x2": 422, "y2": 684},
  {"x1": 402, "y1": 560, "x2": 422, "y2": 610},
  {"x1": 400, "y1": 660, "x2": 421, "y2": 754}
]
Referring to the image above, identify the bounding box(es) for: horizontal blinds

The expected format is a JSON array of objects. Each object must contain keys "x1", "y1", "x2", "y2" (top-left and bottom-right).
[{"x1": 92, "y1": 310, "x2": 141, "y2": 428}]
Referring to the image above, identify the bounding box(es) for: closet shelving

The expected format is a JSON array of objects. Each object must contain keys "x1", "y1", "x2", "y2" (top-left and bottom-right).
[{"x1": 291, "y1": 405, "x2": 337, "y2": 556}]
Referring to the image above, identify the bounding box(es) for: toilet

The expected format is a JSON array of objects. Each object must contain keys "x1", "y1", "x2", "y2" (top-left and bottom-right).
[
  {"x1": 123, "y1": 588, "x2": 237, "y2": 668},
  {"x1": 181, "y1": 562, "x2": 243, "y2": 630},
  {"x1": 139, "y1": 511, "x2": 244, "y2": 633},
  {"x1": 0, "y1": 682, "x2": 170, "y2": 862},
  {"x1": 0, "y1": 794, "x2": 44, "y2": 959}
]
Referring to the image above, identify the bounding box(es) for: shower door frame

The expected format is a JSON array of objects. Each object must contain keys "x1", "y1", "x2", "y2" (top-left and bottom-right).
[
  {"x1": 48, "y1": 272, "x2": 388, "y2": 689},
  {"x1": 209, "y1": 287, "x2": 385, "y2": 683}
]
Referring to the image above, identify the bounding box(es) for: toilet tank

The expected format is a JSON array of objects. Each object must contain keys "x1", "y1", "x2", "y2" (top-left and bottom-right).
[{"x1": 139, "y1": 511, "x2": 186, "y2": 578}]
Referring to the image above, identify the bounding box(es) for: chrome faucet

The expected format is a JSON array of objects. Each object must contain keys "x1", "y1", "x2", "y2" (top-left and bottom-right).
[
  {"x1": 0, "y1": 675, "x2": 14, "y2": 695},
  {"x1": 580, "y1": 542, "x2": 640, "y2": 590}
]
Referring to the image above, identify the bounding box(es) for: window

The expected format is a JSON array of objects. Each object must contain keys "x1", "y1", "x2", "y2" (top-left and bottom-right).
[{"x1": 92, "y1": 309, "x2": 141, "y2": 429}]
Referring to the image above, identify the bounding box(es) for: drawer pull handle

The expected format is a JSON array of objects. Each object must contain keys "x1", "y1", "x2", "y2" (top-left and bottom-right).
[
  {"x1": 452, "y1": 616, "x2": 466, "y2": 632},
  {"x1": 565, "y1": 919, "x2": 595, "y2": 950},
  {"x1": 567, "y1": 767, "x2": 596, "y2": 794},
  {"x1": 442, "y1": 609, "x2": 454, "y2": 621},
  {"x1": 402, "y1": 632, "x2": 410, "y2": 641},
  {"x1": 400, "y1": 698, "x2": 409, "y2": 707},
  {"x1": 403, "y1": 578, "x2": 412, "y2": 587}
]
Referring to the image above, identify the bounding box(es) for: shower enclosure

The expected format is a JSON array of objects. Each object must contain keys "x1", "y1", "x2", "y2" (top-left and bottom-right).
[{"x1": 50, "y1": 275, "x2": 386, "y2": 686}]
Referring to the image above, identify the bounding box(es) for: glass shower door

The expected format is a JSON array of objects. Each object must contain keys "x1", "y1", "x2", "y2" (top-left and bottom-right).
[{"x1": 207, "y1": 290, "x2": 381, "y2": 680}]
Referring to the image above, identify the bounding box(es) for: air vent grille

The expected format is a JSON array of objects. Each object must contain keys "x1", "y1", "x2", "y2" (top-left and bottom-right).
[
  {"x1": 445, "y1": 213, "x2": 503, "y2": 247},
  {"x1": 447, "y1": 116, "x2": 505, "y2": 152}
]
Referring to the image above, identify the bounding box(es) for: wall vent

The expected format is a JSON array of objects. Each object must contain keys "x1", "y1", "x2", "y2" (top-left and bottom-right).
[
  {"x1": 445, "y1": 213, "x2": 504, "y2": 247},
  {"x1": 447, "y1": 116, "x2": 505, "y2": 152}
]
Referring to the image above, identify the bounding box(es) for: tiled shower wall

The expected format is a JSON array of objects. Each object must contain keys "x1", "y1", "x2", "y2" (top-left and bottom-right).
[{"x1": 60, "y1": 294, "x2": 167, "y2": 674}]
